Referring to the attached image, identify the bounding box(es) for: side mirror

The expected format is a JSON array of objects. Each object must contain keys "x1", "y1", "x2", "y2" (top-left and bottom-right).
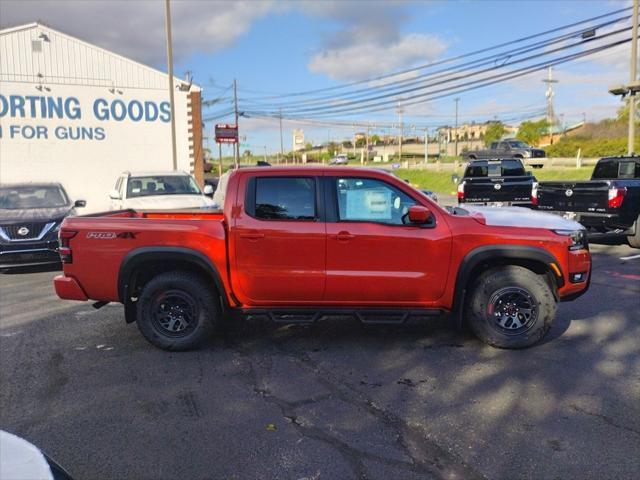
[
  {"x1": 408, "y1": 205, "x2": 432, "y2": 224},
  {"x1": 203, "y1": 184, "x2": 214, "y2": 196},
  {"x1": 109, "y1": 189, "x2": 120, "y2": 200},
  {"x1": 74, "y1": 199, "x2": 86, "y2": 208}
]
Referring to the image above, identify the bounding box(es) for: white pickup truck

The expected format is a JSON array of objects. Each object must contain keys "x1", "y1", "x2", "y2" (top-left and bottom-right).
[{"x1": 108, "y1": 171, "x2": 215, "y2": 210}]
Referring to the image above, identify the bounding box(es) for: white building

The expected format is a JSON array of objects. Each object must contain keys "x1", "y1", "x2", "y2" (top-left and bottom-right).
[{"x1": 0, "y1": 22, "x2": 203, "y2": 212}]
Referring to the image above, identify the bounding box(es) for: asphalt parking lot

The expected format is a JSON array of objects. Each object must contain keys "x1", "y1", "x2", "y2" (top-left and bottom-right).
[{"x1": 1, "y1": 242, "x2": 639, "y2": 480}]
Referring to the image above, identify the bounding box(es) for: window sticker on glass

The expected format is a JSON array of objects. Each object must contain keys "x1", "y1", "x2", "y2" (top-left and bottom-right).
[{"x1": 345, "y1": 188, "x2": 392, "y2": 220}]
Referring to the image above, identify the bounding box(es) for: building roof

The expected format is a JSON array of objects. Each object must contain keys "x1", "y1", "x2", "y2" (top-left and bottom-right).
[{"x1": 0, "y1": 22, "x2": 199, "y2": 92}]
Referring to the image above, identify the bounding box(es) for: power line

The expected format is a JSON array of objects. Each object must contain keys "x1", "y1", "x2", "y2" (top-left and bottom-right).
[
  {"x1": 237, "y1": 6, "x2": 633, "y2": 101},
  {"x1": 243, "y1": 32, "x2": 631, "y2": 117},
  {"x1": 240, "y1": 13, "x2": 632, "y2": 110},
  {"x1": 244, "y1": 36, "x2": 631, "y2": 118}
]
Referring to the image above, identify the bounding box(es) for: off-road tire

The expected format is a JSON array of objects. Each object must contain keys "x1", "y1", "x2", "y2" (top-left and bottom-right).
[
  {"x1": 466, "y1": 266, "x2": 556, "y2": 349},
  {"x1": 136, "y1": 271, "x2": 219, "y2": 351},
  {"x1": 627, "y1": 215, "x2": 640, "y2": 249}
]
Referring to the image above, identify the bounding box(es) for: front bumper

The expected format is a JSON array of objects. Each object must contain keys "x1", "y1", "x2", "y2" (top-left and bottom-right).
[
  {"x1": 0, "y1": 240, "x2": 60, "y2": 269},
  {"x1": 558, "y1": 249, "x2": 591, "y2": 301}
]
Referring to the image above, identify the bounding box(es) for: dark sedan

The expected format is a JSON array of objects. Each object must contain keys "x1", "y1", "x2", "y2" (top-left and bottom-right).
[{"x1": 0, "y1": 183, "x2": 85, "y2": 270}]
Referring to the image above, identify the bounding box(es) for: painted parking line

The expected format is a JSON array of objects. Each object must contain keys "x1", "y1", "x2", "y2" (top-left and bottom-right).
[{"x1": 620, "y1": 254, "x2": 640, "y2": 261}]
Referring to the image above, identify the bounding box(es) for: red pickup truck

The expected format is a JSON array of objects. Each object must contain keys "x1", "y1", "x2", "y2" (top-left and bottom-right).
[{"x1": 54, "y1": 167, "x2": 591, "y2": 350}]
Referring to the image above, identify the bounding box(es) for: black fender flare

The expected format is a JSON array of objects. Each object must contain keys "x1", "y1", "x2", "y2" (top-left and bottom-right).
[
  {"x1": 451, "y1": 245, "x2": 564, "y2": 328},
  {"x1": 118, "y1": 247, "x2": 229, "y2": 321}
]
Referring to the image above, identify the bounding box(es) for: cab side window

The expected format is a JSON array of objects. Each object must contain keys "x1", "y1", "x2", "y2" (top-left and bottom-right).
[
  {"x1": 335, "y1": 177, "x2": 416, "y2": 225},
  {"x1": 249, "y1": 177, "x2": 316, "y2": 221}
]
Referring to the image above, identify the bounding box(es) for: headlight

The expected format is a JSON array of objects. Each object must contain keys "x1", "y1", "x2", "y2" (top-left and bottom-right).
[{"x1": 554, "y1": 229, "x2": 588, "y2": 251}]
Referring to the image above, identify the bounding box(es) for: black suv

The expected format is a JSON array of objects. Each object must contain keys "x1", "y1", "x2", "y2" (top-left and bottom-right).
[{"x1": 0, "y1": 183, "x2": 86, "y2": 269}]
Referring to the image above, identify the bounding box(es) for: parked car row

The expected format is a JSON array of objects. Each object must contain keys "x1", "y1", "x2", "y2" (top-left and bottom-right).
[{"x1": 456, "y1": 155, "x2": 640, "y2": 248}]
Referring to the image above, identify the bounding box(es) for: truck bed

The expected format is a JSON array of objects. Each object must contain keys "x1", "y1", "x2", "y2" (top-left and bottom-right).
[{"x1": 59, "y1": 208, "x2": 229, "y2": 303}]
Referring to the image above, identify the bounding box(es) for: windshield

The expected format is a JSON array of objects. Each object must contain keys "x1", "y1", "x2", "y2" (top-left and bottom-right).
[
  {"x1": 0, "y1": 185, "x2": 69, "y2": 209},
  {"x1": 508, "y1": 141, "x2": 529, "y2": 148},
  {"x1": 127, "y1": 175, "x2": 202, "y2": 198}
]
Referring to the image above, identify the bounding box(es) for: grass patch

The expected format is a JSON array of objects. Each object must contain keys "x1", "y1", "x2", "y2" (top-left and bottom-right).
[
  {"x1": 532, "y1": 167, "x2": 592, "y2": 182},
  {"x1": 395, "y1": 169, "x2": 465, "y2": 195},
  {"x1": 396, "y1": 167, "x2": 594, "y2": 194}
]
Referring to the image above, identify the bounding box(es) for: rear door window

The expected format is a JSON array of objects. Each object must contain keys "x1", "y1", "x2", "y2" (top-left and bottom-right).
[
  {"x1": 501, "y1": 159, "x2": 525, "y2": 176},
  {"x1": 618, "y1": 161, "x2": 635, "y2": 179},
  {"x1": 251, "y1": 177, "x2": 316, "y2": 220},
  {"x1": 593, "y1": 161, "x2": 620, "y2": 179},
  {"x1": 488, "y1": 162, "x2": 501, "y2": 176},
  {"x1": 465, "y1": 163, "x2": 488, "y2": 177}
]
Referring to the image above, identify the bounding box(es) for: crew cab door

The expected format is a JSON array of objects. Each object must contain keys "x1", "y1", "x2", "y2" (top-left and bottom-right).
[
  {"x1": 496, "y1": 142, "x2": 511, "y2": 157},
  {"x1": 230, "y1": 174, "x2": 326, "y2": 304},
  {"x1": 324, "y1": 175, "x2": 452, "y2": 305}
]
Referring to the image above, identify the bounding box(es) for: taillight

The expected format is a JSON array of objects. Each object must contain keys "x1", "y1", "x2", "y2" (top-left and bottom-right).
[
  {"x1": 531, "y1": 182, "x2": 539, "y2": 206},
  {"x1": 58, "y1": 229, "x2": 77, "y2": 263},
  {"x1": 607, "y1": 187, "x2": 626, "y2": 209},
  {"x1": 457, "y1": 181, "x2": 465, "y2": 201}
]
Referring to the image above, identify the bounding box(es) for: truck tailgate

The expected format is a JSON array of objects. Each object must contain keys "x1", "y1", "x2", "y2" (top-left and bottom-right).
[
  {"x1": 463, "y1": 177, "x2": 533, "y2": 203},
  {"x1": 536, "y1": 181, "x2": 611, "y2": 213}
]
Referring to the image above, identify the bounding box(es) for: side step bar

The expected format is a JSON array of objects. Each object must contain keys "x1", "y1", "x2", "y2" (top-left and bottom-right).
[{"x1": 237, "y1": 307, "x2": 446, "y2": 325}]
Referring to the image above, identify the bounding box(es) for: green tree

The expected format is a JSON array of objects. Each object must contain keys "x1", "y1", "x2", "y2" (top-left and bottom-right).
[
  {"x1": 484, "y1": 122, "x2": 506, "y2": 146},
  {"x1": 342, "y1": 140, "x2": 353, "y2": 148},
  {"x1": 304, "y1": 142, "x2": 312, "y2": 151},
  {"x1": 516, "y1": 119, "x2": 549, "y2": 146},
  {"x1": 370, "y1": 134, "x2": 381, "y2": 145},
  {"x1": 355, "y1": 137, "x2": 366, "y2": 148}
]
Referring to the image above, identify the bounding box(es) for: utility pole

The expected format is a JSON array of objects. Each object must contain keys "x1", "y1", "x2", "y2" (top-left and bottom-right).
[
  {"x1": 543, "y1": 67, "x2": 559, "y2": 139},
  {"x1": 397, "y1": 103, "x2": 404, "y2": 162},
  {"x1": 279, "y1": 108, "x2": 284, "y2": 164},
  {"x1": 164, "y1": 0, "x2": 177, "y2": 170},
  {"x1": 233, "y1": 78, "x2": 239, "y2": 167},
  {"x1": 424, "y1": 127, "x2": 429, "y2": 164},
  {"x1": 352, "y1": 123, "x2": 356, "y2": 159},
  {"x1": 629, "y1": 0, "x2": 638, "y2": 154},
  {"x1": 454, "y1": 97, "x2": 460, "y2": 158},
  {"x1": 263, "y1": 146, "x2": 267, "y2": 163},
  {"x1": 365, "y1": 124, "x2": 370, "y2": 164}
]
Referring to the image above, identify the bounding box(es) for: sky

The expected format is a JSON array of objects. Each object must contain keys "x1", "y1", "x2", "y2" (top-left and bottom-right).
[{"x1": 0, "y1": 0, "x2": 637, "y2": 153}]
